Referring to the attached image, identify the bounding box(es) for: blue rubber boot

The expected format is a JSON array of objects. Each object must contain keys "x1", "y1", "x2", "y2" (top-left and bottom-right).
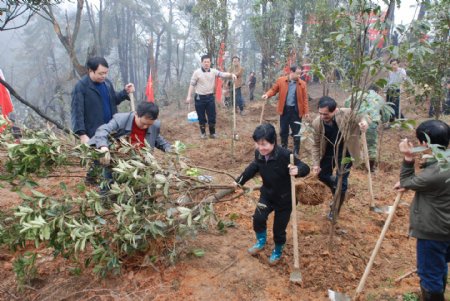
[
  {"x1": 269, "y1": 244, "x2": 284, "y2": 265},
  {"x1": 247, "y1": 231, "x2": 266, "y2": 255}
]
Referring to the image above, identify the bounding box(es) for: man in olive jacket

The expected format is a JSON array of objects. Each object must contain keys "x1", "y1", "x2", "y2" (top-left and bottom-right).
[
  {"x1": 394, "y1": 120, "x2": 450, "y2": 301},
  {"x1": 311, "y1": 96, "x2": 369, "y2": 218}
]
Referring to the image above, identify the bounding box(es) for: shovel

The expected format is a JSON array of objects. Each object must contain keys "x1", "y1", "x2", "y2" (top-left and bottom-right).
[
  {"x1": 289, "y1": 154, "x2": 302, "y2": 284},
  {"x1": 361, "y1": 132, "x2": 391, "y2": 214},
  {"x1": 232, "y1": 81, "x2": 239, "y2": 141},
  {"x1": 328, "y1": 192, "x2": 404, "y2": 301},
  {"x1": 129, "y1": 92, "x2": 136, "y2": 112},
  {"x1": 259, "y1": 99, "x2": 266, "y2": 125}
]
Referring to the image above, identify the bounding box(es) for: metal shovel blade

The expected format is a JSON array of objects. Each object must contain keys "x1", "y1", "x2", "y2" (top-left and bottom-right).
[
  {"x1": 370, "y1": 205, "x2": 393, "y2": 214},
  {"x1": 289, "y1": 269, "x2": 302, "y2": 284},
  {"x1": 328, "y1": 290, "x2": 351, "y2": 301}
]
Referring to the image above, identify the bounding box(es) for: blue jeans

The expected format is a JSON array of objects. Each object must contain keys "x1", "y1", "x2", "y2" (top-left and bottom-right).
[
  {"x1": 234, "y1": 87, "x2": 244, "y2": 112},
  {"x1": 417, "y1": 238, "x2": 450, "y2": 293}
]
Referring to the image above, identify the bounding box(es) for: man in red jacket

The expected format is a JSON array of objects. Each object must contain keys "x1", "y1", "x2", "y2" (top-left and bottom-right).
[{"x1": 262, "y1": 65, "x2": 309, "y2": 157}]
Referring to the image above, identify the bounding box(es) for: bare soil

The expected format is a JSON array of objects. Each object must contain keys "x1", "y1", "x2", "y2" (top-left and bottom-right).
[{"x1": 1, "y1": 83, "x2": 449, "y2": 301}]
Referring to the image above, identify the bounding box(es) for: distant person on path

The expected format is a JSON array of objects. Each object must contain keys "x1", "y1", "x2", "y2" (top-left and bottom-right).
[
  {"x1": 71, "y1": 57, "x2": 135, "y2": 144},
  {"x1": 186, "y1": 54, "x2": 236, "y2": 139},
  {"x1": 394, "y1": 120, "x2": 450, "y2": 301},
  {"x1": 430, "y1": 79, "x2": 450, "y2": 117},
  {"x1": 262, "y1": 65, "x2": 309, "y2": 157},
  {"x1": 235, "y1": 123, "x2": 310, "y2": 265},
  {"x1": 248, "y1": 71, "x2": 256, "y2": 101},
  {"x1": 311, "y1": 96, "x2": 369, "y2": 219},
  {"x1": 386, "y1": 58, "x2": 408, "y2": 121},
  {"x1": 444, "y1": 79, "x2": 450, "y2": 115},
  {"x1": 227, "y1": 56, "x2": 246, "y2": 115}
]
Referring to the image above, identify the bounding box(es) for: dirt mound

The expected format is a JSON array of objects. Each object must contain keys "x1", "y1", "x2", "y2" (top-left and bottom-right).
[{"x1": 296, "y1": 177, "x2": 330, "y2": 205}]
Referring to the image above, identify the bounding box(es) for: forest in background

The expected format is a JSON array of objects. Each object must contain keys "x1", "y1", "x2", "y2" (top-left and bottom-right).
[{"x1": 1, "y1": 0, "x2": 448, "y2": 129}]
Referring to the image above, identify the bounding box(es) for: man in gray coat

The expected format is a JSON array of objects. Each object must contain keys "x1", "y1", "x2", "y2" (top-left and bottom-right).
[
  {"x1": 89, "y1": 102, "x2": 171, "y2": 163},
  {"x1": 394, "y1": 120, "x2": 450, "y2": 301}
]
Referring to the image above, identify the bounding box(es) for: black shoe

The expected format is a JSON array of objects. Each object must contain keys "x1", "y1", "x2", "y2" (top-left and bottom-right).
[
  {"x1": 421, "y1": 286, "x2": 445, "y2": 301},
  {"x1": 85, "y1": 176, "x2": 98, "y2": 185}
]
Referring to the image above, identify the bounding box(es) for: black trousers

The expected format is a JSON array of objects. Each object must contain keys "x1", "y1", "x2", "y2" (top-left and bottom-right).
[
  {"x1": 195, "y1": 94, "x2": 216, "y2": 126},
  {"x1": 318, "y1": 155, "x2": 352, "y2": 193},
  {"x1": 280, "y1": 106, "x2": 301, "y2": 145},
  {"x1": 387, "y1": 88, "x2": 404, "y2": 121},
  {"x1": 249, "y1": 85, "x2": 255, "y2": 101},
  {"x1": 253, "y1": 197, "x2": 291, "y2": 245}
]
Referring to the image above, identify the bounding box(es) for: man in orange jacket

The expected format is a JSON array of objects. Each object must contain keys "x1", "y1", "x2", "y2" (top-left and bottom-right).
[{"x1": 262, "y1": 65, "x2": 309, "y2": 157}]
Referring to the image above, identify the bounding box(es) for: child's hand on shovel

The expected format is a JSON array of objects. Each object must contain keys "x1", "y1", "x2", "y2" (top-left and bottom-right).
[
  {"x1": 288, "y1": 164, "x2": 298, "y2": 176},
  {"x1": 393, "y1": 181, "x2": 408, "y2": 192}
]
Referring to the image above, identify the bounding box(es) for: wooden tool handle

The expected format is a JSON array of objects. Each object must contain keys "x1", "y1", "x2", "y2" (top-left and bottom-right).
[
  {"x1": 361, "y1": 132, "x2": 375, "y2": 207},
  {"x1": 354, "y1": 192, "x2": 403, "y2": 296},
  {"x1": 290, "y1": 154, "x2": 300, "y2": 269},
  {"x1": 129, "y1": 92, "x2": 136, "y2": 112},
  {"x1": 259, "y1": 101, "x2": 266, "y2": 125}
]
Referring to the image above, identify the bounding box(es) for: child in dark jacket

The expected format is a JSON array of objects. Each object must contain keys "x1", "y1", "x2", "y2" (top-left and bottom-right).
[{"x1": 236, "y1": 123, "x2": 310, "y2": 265}]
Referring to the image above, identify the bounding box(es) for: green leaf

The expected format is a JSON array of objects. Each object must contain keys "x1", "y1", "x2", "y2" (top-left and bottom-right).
[
  {"x1": 31, "y1": 190, "x2": 47, "y2": 198},
  {"x1": 411, "y1": 146, "x2": 428, "y2": 153},
  {"x1": 341, "y1": 157, "x2": 353, "y2": 164},
  {"x1": 191, "y1": 249, "x2": 205, "y2": 258}
]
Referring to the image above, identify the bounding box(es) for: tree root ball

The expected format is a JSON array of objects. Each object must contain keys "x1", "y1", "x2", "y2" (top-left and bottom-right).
[{"x1": 295, "y1": 178, "x2": 330, "y2": 206}]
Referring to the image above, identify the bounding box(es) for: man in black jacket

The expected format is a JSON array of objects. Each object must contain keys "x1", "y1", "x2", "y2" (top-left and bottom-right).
[
  {"x1": 71, "y1": 57, "x2": 135, "y2": 144},
  {"x1": 236, "y1": 123, "x2": 310, "y2": 265}
]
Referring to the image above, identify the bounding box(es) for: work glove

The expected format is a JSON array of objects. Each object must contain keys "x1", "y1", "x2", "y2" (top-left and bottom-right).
[{"x1": 99, "y1": 147, "x2": 111, "y2": 166}]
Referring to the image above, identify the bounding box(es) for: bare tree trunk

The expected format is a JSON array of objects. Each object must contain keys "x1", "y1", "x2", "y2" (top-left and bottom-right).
[
  {"x1": 178, "y1": 17, "x2": 192, "y2": 83},
  {"x1": 42, "y1": 0, "x2": 87, "y2": 77},
  {"x1": 154, "y1": 28, "x2": 165, "y2": 91},
  {"x1": 385, "y1": 0, "x2": 395, "y2": 46},
  {"x1": 128, "y1": 11, "x2": 136, "y2": 86},
  {"x1": 117, "y1": 7, "x2": 129, "y2": 84},
  {"x1": 163, "y1": 0, "x2": 174, "y2": 90}
]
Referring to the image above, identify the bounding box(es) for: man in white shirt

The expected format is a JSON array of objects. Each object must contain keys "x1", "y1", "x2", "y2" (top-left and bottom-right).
[
  {"x1": 386, "y1": 58, "x2": 407, "y2": 121},
  {"x1": 186, "y1": 55, "x2": 236, "y2": 139}
]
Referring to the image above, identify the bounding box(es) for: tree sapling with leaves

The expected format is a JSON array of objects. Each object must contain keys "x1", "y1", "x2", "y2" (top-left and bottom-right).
[
  {"x1": 344, "y1": 85, "x2": 394, "y2": 171},
  {"x1": 235, "y1": 123, "x2": 310, "y2": 265}
]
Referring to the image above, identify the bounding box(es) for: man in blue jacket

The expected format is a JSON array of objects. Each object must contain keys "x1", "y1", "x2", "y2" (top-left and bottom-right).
[
  {"x1": 71, "y1": 57, "x2": 135, "y2": 144},
  {"x1": 394, "y1": 120, "x2": 450, "y2": 301}
]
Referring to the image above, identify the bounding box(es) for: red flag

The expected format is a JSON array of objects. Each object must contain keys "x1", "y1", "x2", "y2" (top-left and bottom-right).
[
  {"x1": 215, "y1": 42, "x2": 225, "y2": 103},
  {"x1": 0, "y1": 69, "x2": 14, "y2": 133},
  {"x1": 145, "y1": 71, "x2": 155, "y2": 102}
]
